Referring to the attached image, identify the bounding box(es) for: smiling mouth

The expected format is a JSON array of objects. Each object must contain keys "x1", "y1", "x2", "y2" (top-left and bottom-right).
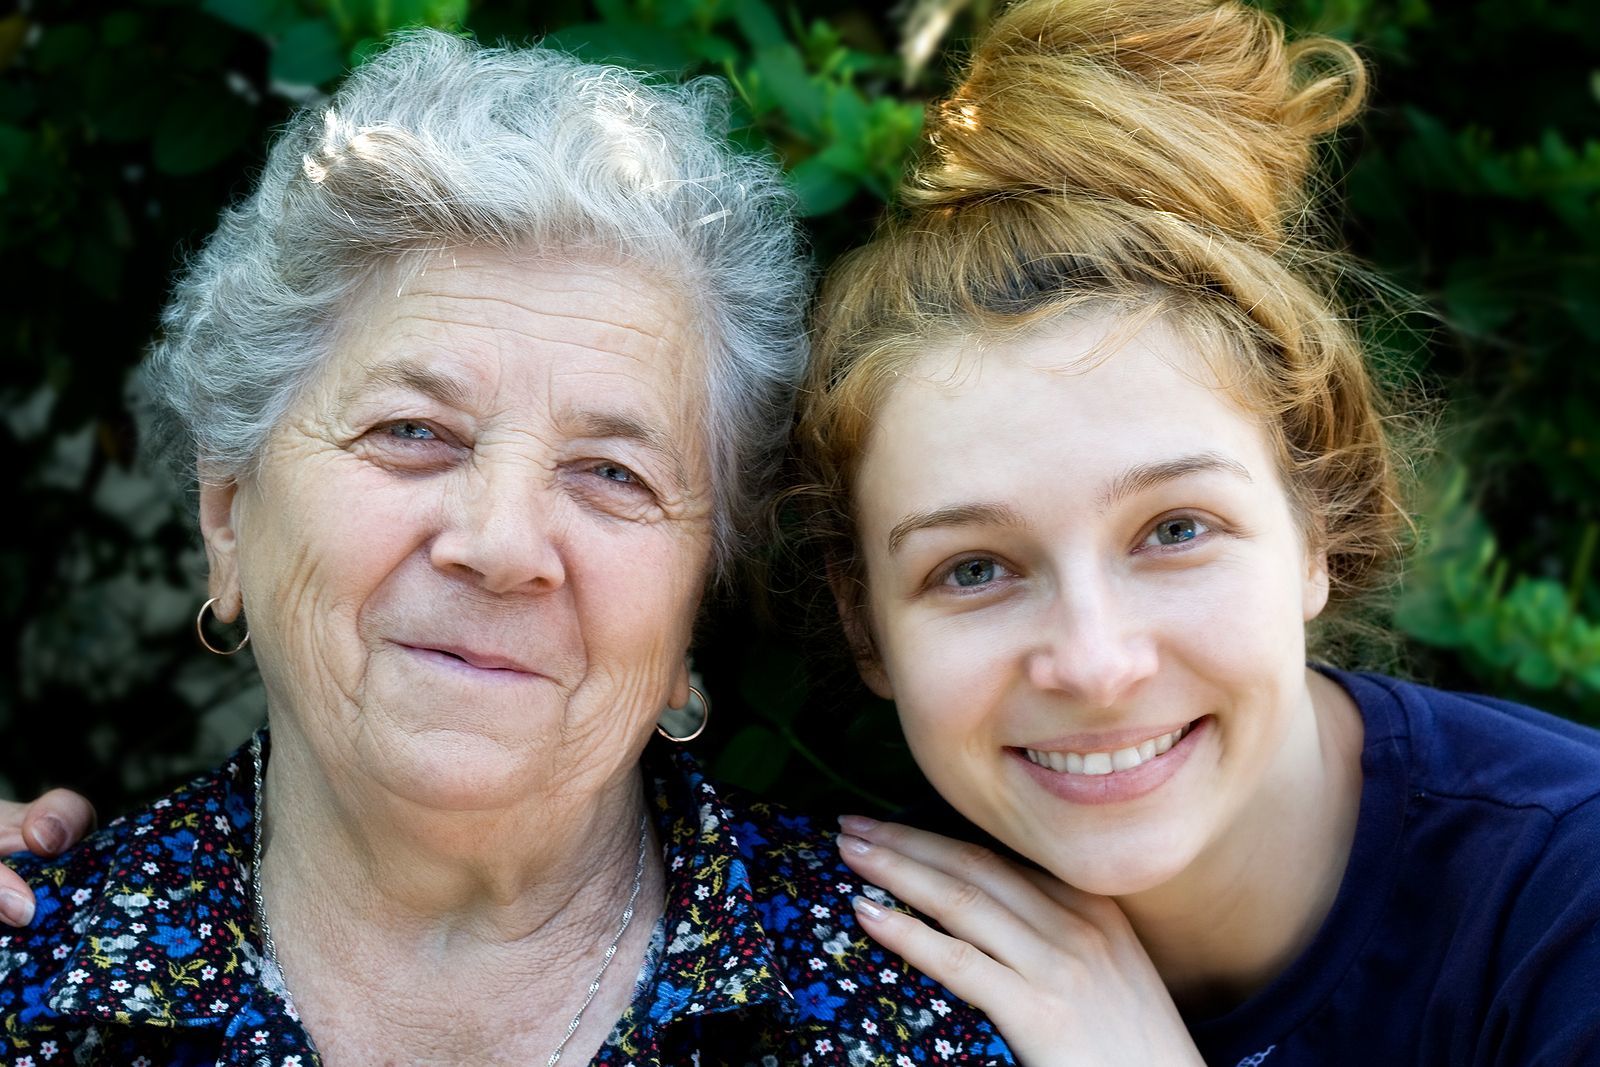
[
  {"x1": 1020, "y1": 721, "x2": 1197, "y2": 776},
  {"x1": 401, "y1": 643, "x2": 538, "y2": 676}
]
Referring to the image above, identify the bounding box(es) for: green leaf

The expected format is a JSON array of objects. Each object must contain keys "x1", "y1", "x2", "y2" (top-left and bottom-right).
[
  {"x1": 271, "y1": 19, "x2": 347, "y2": 87},
  {"x1": 714, "y1": 724, "x2": 789, "y2": 793},
  {"x1": 732, "y1": 0, "x2": 786, "y2": 49},
  {"x1": 752, "y1": 44, "x2": 824, "y2": 137},
  {"x1": 1512, "y1": 650, "x2": 1562, "y2": 689},
  {"x1": 788, "y1": 155, "x2": 856, "y2": 215},
  {"x1": 152, "y1": 93, "x2": 252, "y2": 175},
  {"x1": 545, "y1": 22, "x2": 697, "y2": 72},
  {"x1": 202, "y1": 0, "x2": 297, "y2": 37}
]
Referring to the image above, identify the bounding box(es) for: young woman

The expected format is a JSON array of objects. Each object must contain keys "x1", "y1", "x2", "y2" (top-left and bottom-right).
[
  {"x1": 796, "y1": 0, "x2": 1600, "y2": 1063},
  {"x1": 7, "y1": 3, "x2": 1598, "y2": 1064}
]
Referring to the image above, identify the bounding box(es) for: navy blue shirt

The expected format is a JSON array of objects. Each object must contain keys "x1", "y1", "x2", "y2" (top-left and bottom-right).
[{"x1": 1189, "y1": 671, "x2": 1600, "y2": 1066}]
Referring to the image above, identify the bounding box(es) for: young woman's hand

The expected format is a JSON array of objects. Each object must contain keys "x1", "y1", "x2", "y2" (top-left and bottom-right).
[
  {"x1": 837, "y1": 816, "x2": 1204, "y2": 1067},
  {"x1": 0, "y1": 790, "x2": 96, "y2": 926}
]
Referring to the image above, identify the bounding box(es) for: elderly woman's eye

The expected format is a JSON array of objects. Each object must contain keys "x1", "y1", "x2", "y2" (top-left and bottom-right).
[
  {"x1": 1145, "y1": 515, "x2": 1209, "y2": 547},
  {"x1": 387, "y1": 421, "x2": 438, "y2": 441},
  {"x1": 593, "y1": 462, "x2": 644, "y2": 487}
]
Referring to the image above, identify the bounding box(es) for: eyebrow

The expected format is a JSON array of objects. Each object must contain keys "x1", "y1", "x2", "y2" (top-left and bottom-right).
[
  {"x1": 1097, "y1": 451, "x2": 1253, "y2": 511},
  {"x1": 883, "y1": 451, "x2": 1253, "y2": 554},
  {"x1": 342, "y1": 360, "x2": 476, "y2": 411},
  {"x1": 887, "y1": 502, "x2": 1027, "y2": 554}
]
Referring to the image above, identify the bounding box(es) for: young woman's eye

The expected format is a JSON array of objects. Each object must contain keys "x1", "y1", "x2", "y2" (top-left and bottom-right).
[
  {"x1": 1144, "y1": 515, "x2": 1210, "y2": 547},
  {"x1": 944, "y1": 557, "x2": 1004, "y2": 588}
]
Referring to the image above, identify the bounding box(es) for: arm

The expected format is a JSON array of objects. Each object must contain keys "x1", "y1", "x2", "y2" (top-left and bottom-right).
[
  {"x1": 0, "y1": 790, "x2": 96, "y2": 926},
  {"x1": 837, "y1": 816, "x2": 1204, "y2": 1067}
]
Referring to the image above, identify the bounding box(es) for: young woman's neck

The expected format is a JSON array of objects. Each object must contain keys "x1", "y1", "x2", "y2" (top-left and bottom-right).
[{"x1": 1118, "y1": 669, "x2": 1365, "y2": 1016}]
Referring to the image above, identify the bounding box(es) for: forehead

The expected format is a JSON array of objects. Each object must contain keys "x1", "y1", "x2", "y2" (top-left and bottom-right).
[
  {"x1": 325, "y1": 245, "x2": 705, "y2": 434},
  {"x1": 858, "y1": 313, "x2": 1276, "y2": 503}
]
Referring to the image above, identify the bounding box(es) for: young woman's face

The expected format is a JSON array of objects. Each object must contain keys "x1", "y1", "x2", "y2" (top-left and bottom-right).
[{"x1": 850, "y1": 313, "x2": 1330, "y2": 896}]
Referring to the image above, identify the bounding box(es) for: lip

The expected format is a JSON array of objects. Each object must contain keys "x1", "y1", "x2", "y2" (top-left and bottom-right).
[
  {"x1": 1009, "y1": 715, "x2": 1210, "y2": 806},
  {"x1": 1021, "y1": 720, "x2": 1197, "y2": 754},
  {"x1": 395, "y1": 642, "x2": 547, "y2": 681}
]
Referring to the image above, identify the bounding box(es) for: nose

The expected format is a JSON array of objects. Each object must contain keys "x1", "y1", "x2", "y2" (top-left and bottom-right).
[
  {"x1": 1025, "y1": 576, "x2": 1157, "y2": 709},
  {"x1": 428, "y1": 462, "x2": 567, "y2": 595}
]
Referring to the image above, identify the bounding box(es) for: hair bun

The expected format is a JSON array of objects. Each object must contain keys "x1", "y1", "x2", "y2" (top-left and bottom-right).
[{"x1": 912, "y1": 0, "x2": 1366, "y2": 244}]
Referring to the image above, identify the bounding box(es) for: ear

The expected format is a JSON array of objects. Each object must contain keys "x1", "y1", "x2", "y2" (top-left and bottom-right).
[
  {"x1": 198, "y1": 471, "x2": 245, "y2": 624},
  {"x1": 828, "y1": 567, "x2": 894, "y2": 700},
  {"x1": 668, "y1": 657, "x2": 692, "y2": 710},
  {"x1": 1302, "y1": 544, "x2": 1331, "y2": 623}
]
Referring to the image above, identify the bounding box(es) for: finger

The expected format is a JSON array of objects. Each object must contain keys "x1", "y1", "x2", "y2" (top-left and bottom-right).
[
  {"x1": 839, "y1": 832, "x2": 1076, "y2": 978},
  {"x1": 22, "y1": 789, "x2": 96, "y2": 857},
  {"x1": 0, "y1": 862, "x2": 37, "y2": 927},
  {"x1": 850, "y1": 893, "x2": 1026, "y2": 1016},
  {"x1": 0, "y1": 799, "x2": 27, "y2": 855},
  {"x1": 839, "y1": 817, "x2": 1068, "y2": 932}
]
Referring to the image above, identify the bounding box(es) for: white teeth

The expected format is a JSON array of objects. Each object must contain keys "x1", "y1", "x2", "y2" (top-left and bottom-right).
[{"x1": 1023, "y1": 723, "x2": 1192, "y2": 777}]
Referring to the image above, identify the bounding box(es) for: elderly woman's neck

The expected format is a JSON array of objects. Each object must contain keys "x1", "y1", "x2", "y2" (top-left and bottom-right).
[
  {"x1": 253, "y1": 721, "x2": 660, "y2": 955},
  {"x1": 248, "y1": 722, "x2": 665, "y2": 1063}
]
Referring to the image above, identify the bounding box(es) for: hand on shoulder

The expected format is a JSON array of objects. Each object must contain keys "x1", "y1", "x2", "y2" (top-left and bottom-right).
[{"x1": 0, "y1": 790, "x2": 95, "y2": 926}]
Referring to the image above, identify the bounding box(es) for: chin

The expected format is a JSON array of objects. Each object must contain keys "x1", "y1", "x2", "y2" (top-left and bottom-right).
[
  {"x1": 374, "y1": 729, "x2": 543, "y2": 812},
  {"x1": 1006, "y1": 815, "x2": 1207, "y2": 900}
]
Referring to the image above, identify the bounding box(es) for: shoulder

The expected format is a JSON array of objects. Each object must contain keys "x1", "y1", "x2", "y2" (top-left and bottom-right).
[
  {"x1": 1, "y1": 822, "x2": 125, "y2": 1005},
  {"x1": 0, "y1": 759, "x2": 248, "y2": 1028},
  {"x1": 1335, "y1": 669, "x2": 1600, "y2": 815},
  {"x1": 720, "y1": 788, "x2": 1015, "y2": 1064}
]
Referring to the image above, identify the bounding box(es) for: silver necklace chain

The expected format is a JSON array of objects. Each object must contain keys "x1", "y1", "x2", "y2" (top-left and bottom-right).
[{"x1": 249, "y1": 733, "x2": 650, "y2": 1067}]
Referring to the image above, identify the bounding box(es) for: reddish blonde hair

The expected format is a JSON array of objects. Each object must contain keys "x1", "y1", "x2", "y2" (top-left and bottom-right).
[{"x1": 795, "y1": 0, "x2": 1416, "y2": 655}]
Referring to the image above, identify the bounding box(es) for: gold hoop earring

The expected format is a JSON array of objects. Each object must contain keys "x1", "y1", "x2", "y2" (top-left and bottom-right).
[
  {"x1": 656, "y1": 685, "x2": 710, "y2": 743},
  {"x1": 196, "y1": 597, "x2": 250, "y2": 656}
]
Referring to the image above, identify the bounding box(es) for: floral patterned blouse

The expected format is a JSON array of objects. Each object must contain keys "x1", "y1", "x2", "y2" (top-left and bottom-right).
[{"x1": 0, "y1": 734, "x2": 1014, "y2": 1066}]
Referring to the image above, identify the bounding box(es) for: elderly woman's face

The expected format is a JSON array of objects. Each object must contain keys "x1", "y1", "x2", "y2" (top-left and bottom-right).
[{"x1": 199, "y1": 247, "x2": 714, "y2": 810}]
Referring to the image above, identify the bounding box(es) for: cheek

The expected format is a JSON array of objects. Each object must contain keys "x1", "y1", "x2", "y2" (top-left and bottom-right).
[
  {"x1": 879, "y1": 614, "x2": 1012, "y2": 754},
  {"x1": 238, "y1": 456, "x2": 430, "y2": 653}
]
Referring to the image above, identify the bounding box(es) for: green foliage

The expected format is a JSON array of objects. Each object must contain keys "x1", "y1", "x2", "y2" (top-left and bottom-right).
[
  {"x1": 1397, "y1": 468, "x2": 1600, "y2": 718},
  {"x1": 2, "y1": 0, "x2": 1598, "y2": 812},
  {"x1": 546, "y1": 0, "x2": 923, "y2": 217}
]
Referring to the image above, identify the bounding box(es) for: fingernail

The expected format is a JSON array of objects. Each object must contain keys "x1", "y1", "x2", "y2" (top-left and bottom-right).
[
  {"x1": 837, "y1": 833, "x2": 872, "y2": 856},
  {"x1": 838, "y1": 814, "x2": 878, "y2": 835},
  {"x1": 33, "y1": 816, "x2": 68, "y2": 855},
  {"x1": 852, "y1": 895, "x2": 887, "y2": 921},
  {"x1": 0, "y1": 889, "x2": 35, "y2": 927}
]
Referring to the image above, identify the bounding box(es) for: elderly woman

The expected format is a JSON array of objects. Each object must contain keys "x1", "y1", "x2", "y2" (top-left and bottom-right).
[{"x1": 0, "y1": 30, "x2": 1010, "y2": 1066}]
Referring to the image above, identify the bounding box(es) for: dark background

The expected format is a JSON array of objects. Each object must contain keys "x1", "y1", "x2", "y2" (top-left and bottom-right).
[{"x1": 3, "y1": 0, "x2": 1598, "y2": 814}]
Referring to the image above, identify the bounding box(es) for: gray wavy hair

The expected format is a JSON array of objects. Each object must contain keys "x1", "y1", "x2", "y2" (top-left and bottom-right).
[{"x1": 143, "y1": 29, "x2": 808, "y2": 576}]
